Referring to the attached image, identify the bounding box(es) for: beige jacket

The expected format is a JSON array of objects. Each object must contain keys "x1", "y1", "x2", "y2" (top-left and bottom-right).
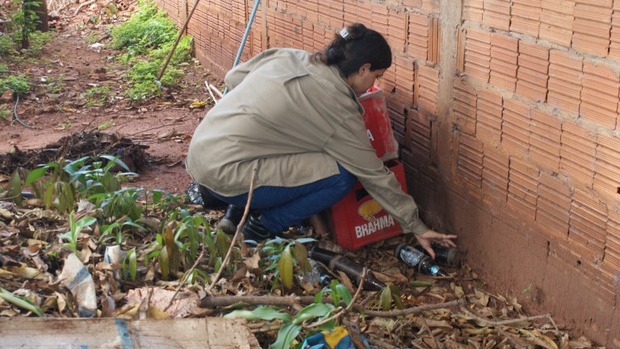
[{"x1": 186, "y1": 48, "x2": 429, "y2": 234}]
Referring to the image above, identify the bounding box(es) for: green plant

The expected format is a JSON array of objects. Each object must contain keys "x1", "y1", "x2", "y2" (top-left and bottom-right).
[
  {"x1": 23, "y1": 154, "x2": 137, "y2": 214},
  {"x1": 84, "y1": 33, "x2": 99, "y2": 46},
  {"x1": 45, "y1": 74, "x2": 64, "y2": 94},
  {"x1": 0, "y1": 287, "x2": 45, "y2": 317},
  {"x1": 59, "y1": 212, "x2": 97, "y2": 253},
  {"x1": 260, "y1": 238, "x2": 315, "y2": 291},
  {"x1": 97, "y1": 120, "x2": 114, "y2": 130},
  {"x1": 0, "y1": 73, "x2": 30, "y2": 97},
  {"x1": 109, "y1": 0, "x2": 193, "y2": 101},
  {"x1": 84, "y1": 85, "x2": 111, "y2": 107},
  {"x1": 0, "y1": 106, "x2": 11, "y2": 121},
  {"x1": 99, "y1": 216, "x2": 146, "y2": 245},
  {"x1": 224, "y1": 281, "x2": 353, "y2": 349},
  {"x1": 110, "y1": 1, "x2": 176, "y2": 55},
  {"x1": 0, "y1": 1, "x2": 52, "y2": 59}
]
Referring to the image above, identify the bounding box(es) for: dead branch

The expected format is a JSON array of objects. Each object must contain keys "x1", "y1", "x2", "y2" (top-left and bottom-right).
[
  {"x1": 73, "y1": 0, "x2": 96, "y2": 16},
  {"x1": 200, "y1": 294, "x2": 461, "y2": 318},
  {"x1": 460, "y1": 306, "x2": 552, "y2": 327},
  {"x1": 206, "y1": 167, "x2": 257, "y2": 293},
  {"x1": 164, "y1": 245, "x2": 206, "y2": 311}
]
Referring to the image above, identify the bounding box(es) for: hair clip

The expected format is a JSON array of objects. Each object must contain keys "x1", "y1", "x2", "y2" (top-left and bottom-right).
[{"x1": 339, "y1": 28, "x2": 350, "y2": 40}]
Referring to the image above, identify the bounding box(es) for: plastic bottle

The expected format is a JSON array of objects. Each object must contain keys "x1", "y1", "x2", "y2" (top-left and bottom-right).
[
  {"x1": 308, "y1": 247, "x2": 386, "y2": 291},
  {"x1": 395, "y1": 244, "x2": 449, "y2": 277},
  {"x1": 300, "y1": 259, "x2": 334, "y2": 288}
]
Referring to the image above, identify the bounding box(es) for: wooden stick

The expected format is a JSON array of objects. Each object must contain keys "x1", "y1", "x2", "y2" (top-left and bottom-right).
[
  {"x1": 205, "y1": 167, "x2": 257, "y2": 293},
  {"x1": 200, "y1": 294, "x2": 461, "y2": 318},
  {"x1": 460, "y1": 306, "x2": 552, "y2": 327}
]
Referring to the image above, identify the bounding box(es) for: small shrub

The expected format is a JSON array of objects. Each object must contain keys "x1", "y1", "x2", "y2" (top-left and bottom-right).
[{"x1": 0, "y1": 74, "x2": 30, "y2": 97}]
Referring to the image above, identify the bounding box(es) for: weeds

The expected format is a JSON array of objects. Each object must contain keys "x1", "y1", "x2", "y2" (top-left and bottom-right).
[
  {"x1": 0, "y1": 106, "x2": 11, "y2": 121},
  {"x1": 0, "y1": 73, "x2": 30, "y2": 97},
  {"x1": 84, "y1": 85, "x2": 111, "y2": 107},
  {"x1": 110, "y1": 0, "x2": 193, "y2": 101},
  {"x1": 44, "y1": 74, "x2": 64, "y2": 94}
]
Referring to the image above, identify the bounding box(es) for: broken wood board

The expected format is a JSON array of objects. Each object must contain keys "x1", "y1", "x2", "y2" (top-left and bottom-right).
[{"x1": 0, "y1": 317, "x2": 261, "y2": 348}]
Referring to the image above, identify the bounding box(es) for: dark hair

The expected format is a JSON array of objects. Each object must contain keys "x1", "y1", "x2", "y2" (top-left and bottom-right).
[{"x1": 314, "y1": 23, "x2": 392, "y2": 77}]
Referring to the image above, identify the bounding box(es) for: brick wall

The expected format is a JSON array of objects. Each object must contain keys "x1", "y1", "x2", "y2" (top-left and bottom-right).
[{"x1": 154, "y1": 0, "x2": 620, "y2": 346}]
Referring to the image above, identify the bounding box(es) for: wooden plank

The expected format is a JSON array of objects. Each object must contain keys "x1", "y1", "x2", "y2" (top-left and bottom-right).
[{"x1": 0, "y1": 318, "x2": 261, "y2": 349}]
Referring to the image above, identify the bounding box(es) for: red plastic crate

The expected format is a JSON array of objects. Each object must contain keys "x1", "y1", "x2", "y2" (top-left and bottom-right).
[
  {"x1": 329, "y1": 160, "x2": 407, "y2": 250},
  {"x1": 359, "y1": 87, "x2": 399, "y2": 161}
]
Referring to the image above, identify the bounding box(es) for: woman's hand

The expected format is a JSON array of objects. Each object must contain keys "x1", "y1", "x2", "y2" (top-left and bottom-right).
[{"x1": 414, "y1": 229, "x2": 458, "y2": 260}]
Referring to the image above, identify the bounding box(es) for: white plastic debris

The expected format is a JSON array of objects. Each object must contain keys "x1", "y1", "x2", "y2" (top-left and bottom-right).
[
  {"x1": 88, "y1": 43, "x2": 104, "y2": 52},
  {"x1": 58, "y1": 253, "x2": 97, "y2": 317}
]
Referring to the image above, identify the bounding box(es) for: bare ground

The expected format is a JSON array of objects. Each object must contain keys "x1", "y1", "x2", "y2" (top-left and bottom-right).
[{"x1": 0, "y1": 0, "x2": 212, "y2": 194}]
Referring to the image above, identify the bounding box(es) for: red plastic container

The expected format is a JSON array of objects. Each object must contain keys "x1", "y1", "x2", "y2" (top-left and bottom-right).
[
  {"x1": 329, "y1": 160, "x2": 407, "y2": 250},
  {"x1": 359, "y1": 87, "x2": 399, "y2": 161}
]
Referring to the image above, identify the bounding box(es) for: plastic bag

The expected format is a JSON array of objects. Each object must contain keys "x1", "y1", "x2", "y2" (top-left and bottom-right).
[{"x1": 359, "y1": 87, "x2": 399, "y2": 161}]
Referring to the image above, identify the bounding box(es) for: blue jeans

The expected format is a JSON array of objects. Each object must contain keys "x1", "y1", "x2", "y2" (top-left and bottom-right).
[{"x1": 207, "y1": 163, "x2": 357, "y2": 233}]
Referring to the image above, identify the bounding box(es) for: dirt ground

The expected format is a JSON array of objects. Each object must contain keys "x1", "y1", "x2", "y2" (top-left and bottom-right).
[{"x1": 0, "y1": 1, "x2": 212, "y2": 195}]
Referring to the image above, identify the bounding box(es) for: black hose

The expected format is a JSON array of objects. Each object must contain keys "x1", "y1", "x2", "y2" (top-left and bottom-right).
[{"x1": 12, "y1": 94, "x2": 34, "y2": 129}]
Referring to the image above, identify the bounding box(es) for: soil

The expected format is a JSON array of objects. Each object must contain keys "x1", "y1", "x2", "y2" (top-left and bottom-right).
[{"x1": 0, "y1": 0, "x2": 214, "y2": 195}]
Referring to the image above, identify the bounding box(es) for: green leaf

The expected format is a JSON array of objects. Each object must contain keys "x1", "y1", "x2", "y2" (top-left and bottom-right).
[
  {"x1": 24, "y1": 166, "x2": 48, "y2": 186},
  {"x1": 128, "y1": 248, "x2": 137, "y2": 281},
  {"x1": 388, "y1": 284, "x2": 404, "y2": 309},
  {"x1": 159, "y1": 245, "x2": 169, "y2": 281},
  {"x1": 379, "y1": 285, "x2": 392, "y2": 311},
  {"x1": 278, "y1": 246, "x2": 294, "y2": 290},
  {"x1": 270, "y1": 323, "x2": 301, "y2": 349},
  {"x1": 8, "y1": 170, "x2": 22, "y2": 206},
  {"x1": 0, "y1": 288, "x2": 45, "y2": 317},
  {"x1": 224, "y1": 306, "x2": 291, "y2": 322},
  {"x1": 292, "y1": 302, "x2": 333, "y2": 325},
  {"x1": 291, "y1": 242, "x2": 311, "y2": 273},
  {"x1": 332, "y1": 283, "x2": 352, "y2": 307}
]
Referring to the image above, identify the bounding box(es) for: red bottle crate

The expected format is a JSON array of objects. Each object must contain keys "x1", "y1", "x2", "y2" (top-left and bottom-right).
[
  {"x1": 359, "y1": 87, "x2": 399, "y2": 161},
  {"x1": 329, "y1": 160, "x2": 407, "y2": 250}
]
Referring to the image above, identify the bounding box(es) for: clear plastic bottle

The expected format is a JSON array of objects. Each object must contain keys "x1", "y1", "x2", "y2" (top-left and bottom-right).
[
  {"x1": 300, "y1": 259, "x2": 333, "y2": 287},
  {"x1": 308, "y1": 247, "x2": 386, "y2": 291},
  {"x1": 395, "y1": 244, "x2": 448, "y2": 277}
]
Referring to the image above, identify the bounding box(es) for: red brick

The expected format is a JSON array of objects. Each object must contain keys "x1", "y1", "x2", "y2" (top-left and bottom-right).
[
  {"x1": 580, "y1": 61, "x2": 619, "y2": 130},
  {"x1": 539, "y1": 0, "x2": 575, "y2": 47},
  {"x1": 407, "y1": 108, "x2": 432, "y2": 160},
  {"x1": 457, "y1": 133, "x2": 484, "y2": 187},
  {"x1": 452, "y1": 77, "x2": 477, "y2": 135},
  {"x1": 409, "y1": 13, "x2": 429, "y2": 60},
  {"x1": 490, "y1": 34, "x2": 518, "y2": 91},
  {"x1": 511, "y1": 0, "x2": 541, "y2": 37},
  {"x1": 547, "y1": 50, "x2": 582, "y2": 114},
  {"x1": 465, "y1": 29, "x2": 491, "y2": 83},
  {"x1": 481, "y1": 145, "x2": 509, "y2": 206},
  {"x1": 476, "y1": 90, "x2": 502, "y2": 147},
  {"x1": 536, "y1": 200, "x2": 570, "y2": 237},
  {"x1": 516, "y1": 67, "x2": 548, "y2": 102},
  {"x1": 483, "y1": 0, "x2": 511, "y2": 31},
  {"x1": 508, "y1": 158, "x2": 539, "y2": 219},
  {"x1": 463, "y1": 0, "x2": 484, "y2": 22},
  {"x1": 417, "y1": 66, "x2": 439, "y2": 115}
]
